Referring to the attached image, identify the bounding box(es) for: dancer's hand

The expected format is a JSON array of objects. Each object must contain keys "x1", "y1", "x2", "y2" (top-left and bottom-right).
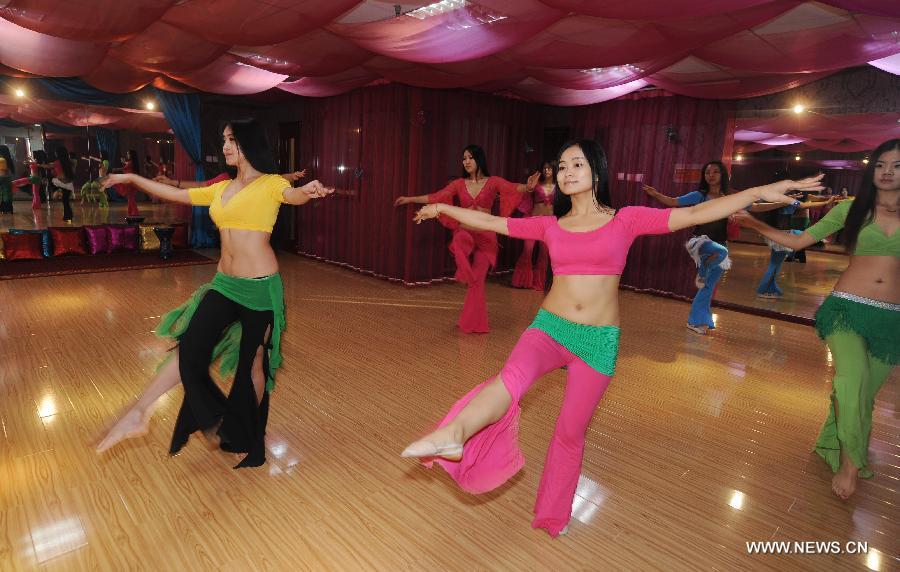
[
  {"x1": 284, "y1": 169, "x2": 307, "y2": 182},
  {"x1": 526, "y1": 171, "x2": 541, "y2": 191},
  {"x1": 101, "y1": 173, "x2": 130, "y2": 189},
  {"x1": 394, "y1": 196, "x2": 414, "y2": 206},
  {"x1": 760, "y1": 174, "x2": 825, "y2": 204},
  {"x1": 730, "y1": 211, "x2": 760, "y2": 228},
  {"x1": 414, "y1": 204, "x2": 440, "y2": 224},
  {"x1": 641, "y1": 184, "x2": 659, "y2": 197},
  {"x1": 296, "y1": 179, "x2": 333, "y2": 204}
]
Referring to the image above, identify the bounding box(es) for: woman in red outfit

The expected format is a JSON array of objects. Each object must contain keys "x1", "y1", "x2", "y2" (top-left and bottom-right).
[
  {"x1": 395, "y1": 145, "x2": 539, "y2": 333},
  {"x1": 114, "y1": 150, "x2": 141, "y2": 216},
  {"x1": 512, "y1": 160, "x2": 556, "y2": 290}
]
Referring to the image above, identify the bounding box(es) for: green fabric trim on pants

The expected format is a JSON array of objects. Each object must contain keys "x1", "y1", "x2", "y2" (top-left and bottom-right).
[
  {"x1": 527, "y1": 309, "x2": 620, "y2": 376},
  {"x1": 156, "y1": 272, "x2": 286, "y2": 392}
]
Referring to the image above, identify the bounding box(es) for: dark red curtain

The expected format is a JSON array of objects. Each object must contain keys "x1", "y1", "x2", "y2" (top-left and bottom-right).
[
  {"x1": 571, "y1": 92, "x2": 735, "y2": 298},
  {"x1": 294, "y1": 84, "x2": 545, "y2": 284}
]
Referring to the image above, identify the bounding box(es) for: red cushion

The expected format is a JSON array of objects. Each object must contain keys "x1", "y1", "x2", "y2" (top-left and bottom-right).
[
  {"x1": 49, "y1": 227, "x2": 88, "y2": 256},
  {"x1": 171, "y1": 222, "x2": 189, "y2": 248},
  {"x1": 2, "y1": 232, "x2": 43, "y2": 260}
]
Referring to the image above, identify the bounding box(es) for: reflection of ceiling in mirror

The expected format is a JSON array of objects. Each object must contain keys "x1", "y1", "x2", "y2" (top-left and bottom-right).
[
  {"x1": 0, "y1": 1, "x2": 896, "y2": 105},
  {"x1": 734, "y1": 112, "x2": 900, "y2": 153},
  {"x1": 0, "y1": 94, "x2": 170, "y2": 132}
]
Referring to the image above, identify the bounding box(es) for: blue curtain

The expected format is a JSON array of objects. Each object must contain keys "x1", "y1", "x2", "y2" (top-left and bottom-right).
[
  {"x1": 94, "y1": 127, "x2": 121, "y2": 202},
  {"x1": 153, "y1": 88, "x2": 216, "y2": 247}
]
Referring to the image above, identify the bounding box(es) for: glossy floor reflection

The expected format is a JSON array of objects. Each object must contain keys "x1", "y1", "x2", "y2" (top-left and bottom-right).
[
  {"x1": 717, "y1": 242, "x2": 850, "y2": 319},
  {"x1": 0, "y1": 256, "x2": 895, "y2": 570}
]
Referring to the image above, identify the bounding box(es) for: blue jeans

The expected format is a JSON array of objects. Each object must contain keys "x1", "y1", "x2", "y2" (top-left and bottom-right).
[
  {"x1": 757, "y1": 249, "x2": 788, "y2": 295},
  {"x1": 688, "y1": 240, "x2": 728, "y2": 328}
]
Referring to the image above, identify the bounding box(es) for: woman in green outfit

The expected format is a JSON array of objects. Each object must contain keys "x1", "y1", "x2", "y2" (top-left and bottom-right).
[{"x1": 734, "y1": 138, "x2": 899, "y2": 499}]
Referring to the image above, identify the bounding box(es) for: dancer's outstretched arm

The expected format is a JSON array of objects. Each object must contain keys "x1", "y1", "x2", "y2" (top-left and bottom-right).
[
  {"x1": 414, "y1": 203, "x2": 509, "y2": 234},
  {"x1": 731, "y1": 211, "x2": 819, "y2": 251},
  {"x1": 642, "y1": 184, "x2": 681, "y2": 207},
  {"x1": 668, "y1": 175, "x2": 824, "y2": 231},
  {"x1": 102, "y1": 173, "x2": 190, "y2": 204}
]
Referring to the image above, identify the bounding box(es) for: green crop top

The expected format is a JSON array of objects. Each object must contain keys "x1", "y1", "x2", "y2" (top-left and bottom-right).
[{"x1": 806, "y1": 199, "x2": 899, "y2": 256}]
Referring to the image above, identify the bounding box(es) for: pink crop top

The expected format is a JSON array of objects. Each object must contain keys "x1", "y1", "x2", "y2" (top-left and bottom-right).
[
  {"x1": 534, "y1": 183, "x2": 556, "y2": 206},
  {"x1": 507, "y1": 207, "x2": 673, "y2": 275}
]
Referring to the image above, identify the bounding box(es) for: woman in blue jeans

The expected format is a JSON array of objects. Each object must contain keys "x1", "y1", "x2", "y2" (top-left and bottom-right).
[{"x1": 643, "y1": 161, "x2": 790, "y2": 333}]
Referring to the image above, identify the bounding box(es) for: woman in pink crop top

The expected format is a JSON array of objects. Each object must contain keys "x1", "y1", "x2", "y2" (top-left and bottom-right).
[
  {"x1": 733, "y1": 138, "x2": 899, "y2": 500},
  {"x1": 512, "y1": 159, "x2": 557, "y2": 290},
  {"x1": 394, "y1": 144, "x2": 539, "y2": 333},
  {"x1": 400, "y1": 139, "x2": 822, "y2": 537},
  {"x1": 95, "y1": 120, "x2": 332, "y2": 469}
]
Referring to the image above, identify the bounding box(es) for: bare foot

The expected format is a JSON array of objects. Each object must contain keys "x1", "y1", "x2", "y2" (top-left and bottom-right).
[
  {"x1": 831, "y1": 463, "x2": 859, "y2": 500},
  {"x1": 95, "y1": 408, "x2": 151, "y2": 453},
  {"x1": 686, "y1": 323, "x2": 708, "y2": 335},
  {"x1": 402, "y1": 425, "x2": 465, "y2": 461},
  {"x1": 694, "y1": 275, "x2": 705, "y2": 289},
  {"x1": 200, "y1": 423, "x2": 223, "y2": 451}
]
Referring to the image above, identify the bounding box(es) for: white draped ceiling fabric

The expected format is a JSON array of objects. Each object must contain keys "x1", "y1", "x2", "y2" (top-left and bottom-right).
[{"x1": 0, "y1": 0, "x2": 896, "y2": 107}]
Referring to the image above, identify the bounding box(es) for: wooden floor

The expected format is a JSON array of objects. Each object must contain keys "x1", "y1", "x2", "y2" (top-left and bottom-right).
[{"x1": 0, "y1": 254, "x2": 896, "y2": 571}]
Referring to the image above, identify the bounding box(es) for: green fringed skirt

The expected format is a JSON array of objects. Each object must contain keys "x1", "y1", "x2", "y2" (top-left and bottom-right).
[
  {"x1": 156, "y1": 272, "x2": 286, "y2": 391},
  {"x1": 815, "y1": 291, "x2": 900, "y2": 365},
  {"x1": 527, "y1": 309, "x2": 621, "y2": 376}
]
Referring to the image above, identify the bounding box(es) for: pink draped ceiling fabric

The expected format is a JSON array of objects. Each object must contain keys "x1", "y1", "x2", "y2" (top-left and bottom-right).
[
  {"x1": 734, "y1": 112, "x2": 900, "y2": 152},
  {"x1": 0, "y1": 0, "x2": 897, "y2": 104}
]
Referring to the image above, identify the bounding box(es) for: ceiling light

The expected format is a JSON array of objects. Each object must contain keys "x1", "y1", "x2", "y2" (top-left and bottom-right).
[
  {"x1": 792, "y1": 104, "x2": 805, "y2": 114},
  {"x1": 14, "y1": 88, "x2": 25, "y2": 97},
  {"x1": 735, "y1": 154, "x2": 743, "y2": 161},
  {"x1": 145, "y1": 101, "x2": 156, "y2": 110},
  {"x1": 794, "y1": 155, "x2": 801, "y2": 161},
  {"x1": 862, "y1": 157, "x2": 869, "y2": 164}
]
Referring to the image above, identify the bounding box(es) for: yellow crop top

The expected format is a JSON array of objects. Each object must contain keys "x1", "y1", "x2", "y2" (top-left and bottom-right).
[{"x1": 188, "y1": 174, "x2": 290, "y2": 233}]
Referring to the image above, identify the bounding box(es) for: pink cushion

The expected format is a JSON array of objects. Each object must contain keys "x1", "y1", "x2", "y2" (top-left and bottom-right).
[
  {"x1": 106, "y1": 224, "x2": 138, "y2": 252},
  {"x1": 49, "y1": 227, "x2": 87, "y2": 256},
  {"x1": 83, "y1": 225, "x2": 109, "y2": 255}
]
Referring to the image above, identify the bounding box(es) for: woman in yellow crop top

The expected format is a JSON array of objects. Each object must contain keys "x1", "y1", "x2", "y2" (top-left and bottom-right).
[
  {"x1": 95, "y1": 120, "x2": 333, "y2": 468},
  {"x1": 734, "y1": 138, "x2": 899, "y2": 500}
]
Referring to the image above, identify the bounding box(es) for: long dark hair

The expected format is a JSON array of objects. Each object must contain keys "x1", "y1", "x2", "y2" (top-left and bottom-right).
[
  {"x1": 843, "y1": 138, "x2": 900, "y2": 253},
  {"x1": 460, "y1": 144, "x2": 490, "y2": 179},
  {"x1": 126, "y1": 149, "x2": 140, "y2": 175},
  {"x1": 54, "y1": 146, "x2": 74, "y2": 179},
  {"x1": 542, "y1": 139, "x2": 612, "y2": 292},
  {"x1": 697, "y1": 160, "x2": 730, "y2": 196},
  {"x1": 0, "y1": 145, "x2": 14, "y2": 176},
  {"x1": 553, "y1": 139, "x2": 611, "y2": 218},
  {"x1": 225, "y1": 119, "x2": 276, "y2": 174},
  {"x1": 540, "y1": 159, "x2": 554, "y2": 184}
]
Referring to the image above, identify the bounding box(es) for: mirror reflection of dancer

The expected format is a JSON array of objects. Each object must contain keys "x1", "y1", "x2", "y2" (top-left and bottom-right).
[
  {"x1": 734, "y1": 138, "x2": 899, "y2": 500},
  {"x1": 402, "y1": 139, "x2": 821, "y2": 536},
  {"x1": 755, "y1": 196, "x2": 835, "y2": 298},
  {"x1": 394, "y1": 145, "x2": 539, "y2": 333},
  {"x1": 36, "y1": 146, "x2": 76, "y2": 222},
  {"x1": 512, "y1": 160, "x2": 556, "y2": 290},
  {"x1": 80, "y1": 151, "x2": 111, "y2": 207},
  {"x1": 0, "y1": 146, "x2": 15, "y2": 214},
  {"x1": 643, "y1": 162, "x2": 789, "y2": 334},
  {"x1": 95, "y1": 120, "x2": 333, "y2": 468}
]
